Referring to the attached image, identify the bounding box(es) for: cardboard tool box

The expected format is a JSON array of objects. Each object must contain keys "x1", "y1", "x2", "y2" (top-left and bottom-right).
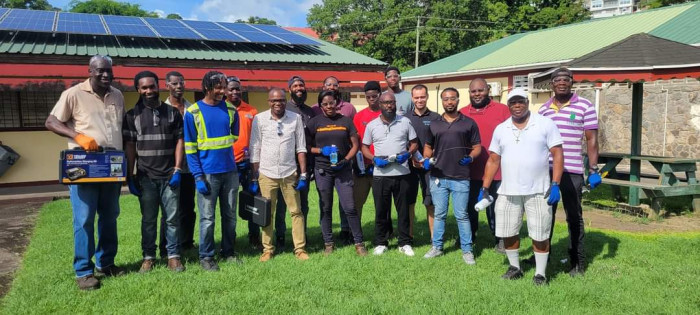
[
  {"x1": 239, "y1": 190, "x2": 271, "y2": 227},
  {"x1": 59, "y1": 148, "x2": 126, "y2": 184}
]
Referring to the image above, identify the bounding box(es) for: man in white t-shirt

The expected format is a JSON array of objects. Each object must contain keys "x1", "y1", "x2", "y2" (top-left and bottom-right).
[{"x1": 480, "y1": 88, "x2": 564, "y2": 286}]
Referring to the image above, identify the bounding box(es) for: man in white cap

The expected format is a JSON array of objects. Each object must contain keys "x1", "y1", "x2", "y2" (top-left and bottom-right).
[{"x1": 480, "y1": 88, "x2": 564, "y2": 285}]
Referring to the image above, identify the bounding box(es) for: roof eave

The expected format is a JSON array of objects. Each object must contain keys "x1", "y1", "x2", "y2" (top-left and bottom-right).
[
  {"x1": 569, "y1": 63, "x2": 700, "y2": 71},
  {"x1": 402, "y1": 59, "x2": 573, "y2": 82}
]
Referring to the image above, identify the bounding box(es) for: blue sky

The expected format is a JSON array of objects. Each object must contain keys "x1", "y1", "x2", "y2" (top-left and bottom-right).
[{"x1": 49, "y1": 0, "x2": 321, "y2": 27}]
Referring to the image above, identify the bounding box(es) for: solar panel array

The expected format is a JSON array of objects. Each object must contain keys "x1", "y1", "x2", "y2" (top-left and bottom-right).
[{"x1": 0, "y1": 8, "x2": 319, "y2": 46}]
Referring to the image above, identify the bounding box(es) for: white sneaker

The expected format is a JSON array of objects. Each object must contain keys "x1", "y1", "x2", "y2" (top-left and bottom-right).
[
  {"x1": 398, "y1": 245, "x2": 415, "y2": 257},
  {"x1": 373, "y1": 245, "x2": 388, "y2": 255}
]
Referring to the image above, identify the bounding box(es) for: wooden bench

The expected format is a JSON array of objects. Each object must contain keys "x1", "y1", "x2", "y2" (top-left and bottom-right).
[
  {"x1": 597, "y1": 153, "x2": 700, "y2": 215},
  {"x1": 601, "y1": 178, "x2": 700, "y2": 213}
]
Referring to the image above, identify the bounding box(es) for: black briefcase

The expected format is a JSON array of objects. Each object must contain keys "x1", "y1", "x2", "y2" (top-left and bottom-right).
[{"x1": 238, "y1": 190, "x2": 271, "y2": 227}]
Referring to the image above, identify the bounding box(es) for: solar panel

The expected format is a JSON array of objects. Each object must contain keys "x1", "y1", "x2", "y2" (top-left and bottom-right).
[
  {"x1": 103, "y1": 15, "x2": 157, "y2": 37},
  {"x1": 143, "y1": 18, "x2": 203, "y2": 40},
  {"x1": 0, "y1": 9, "x2": 55, "y2": 32},
  {"x1": 181, "y1": 20, "x2": 246, "y2": 42},
  {"x1": 218, "y1": 22, "x2": 286, "y2": 44},
  {"x1": 0, "y1": 9, "x2": 320, "y2": 46},
  {"x1": 252, "y1": 24, "x2": 319, "y2": 46},
  {"x1": 56, "y1": 12, "x2": 107, "y2": 35}
]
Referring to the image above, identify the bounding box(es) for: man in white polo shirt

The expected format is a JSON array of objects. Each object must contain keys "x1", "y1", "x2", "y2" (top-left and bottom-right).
[{"x1": 480, "y1": 88, "x2": 564, "y2": 286}]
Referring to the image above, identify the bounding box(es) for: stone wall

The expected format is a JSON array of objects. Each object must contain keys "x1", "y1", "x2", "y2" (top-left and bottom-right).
[{"x1": 597, "y1": 79, "x2": 700, "y2": 159}]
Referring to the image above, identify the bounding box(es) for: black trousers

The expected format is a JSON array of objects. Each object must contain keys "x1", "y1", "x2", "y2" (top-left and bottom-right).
[
  {"x1": 466, "y1": 180, "x2": 501, "y2": 244},
  {"x1": 372, "y1": 175, "x2": 412, "y2": 247},
  {"x1": 316, "y1": 167, "x2": 363, "y2": 244},
  {"x1": 549, "y1": 172, "x2": 586, "y2": 267},
  {"x1": 160, "y1": 172, "x2": 196, "y2": 255}
]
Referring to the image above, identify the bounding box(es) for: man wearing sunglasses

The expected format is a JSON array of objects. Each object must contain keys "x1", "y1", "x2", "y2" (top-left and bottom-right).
[
  {"x1": 124, "y1": 71, "x2": 185, "y2": 274},
  {"x1": 183, "y1": 71, "x2": 240, "y2": 271},
  {"x1": 459, "y1": 78, "x2": 511, "y2": 253},
  {"x1": 249, "y1": 88, "x2": 310, "y2": 262},
  {"x1": 383, "y1": 66, "x2": 414, "y2": 116},
  {"x1": 536, "y1": 68, "x2": 600, "y2": 277}
]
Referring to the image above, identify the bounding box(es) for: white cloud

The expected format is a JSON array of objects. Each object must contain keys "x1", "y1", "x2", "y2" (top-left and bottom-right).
[
  {"x1": 194, "y1": 0, "x2": 322, "y2": 27},
  {"x1": 153, "y1": 9, "x2": 166, "y2": 18}
]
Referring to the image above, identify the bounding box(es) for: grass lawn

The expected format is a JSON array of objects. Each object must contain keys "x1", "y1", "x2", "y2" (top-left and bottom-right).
[{"x1": 2, "y1": 183, "x2": 699, "y2": 313}]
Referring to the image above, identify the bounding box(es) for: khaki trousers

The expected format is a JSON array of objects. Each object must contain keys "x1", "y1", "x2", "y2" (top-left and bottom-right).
[{"x1": 259, "y1": 174, "x2": 306, "y2": 253}]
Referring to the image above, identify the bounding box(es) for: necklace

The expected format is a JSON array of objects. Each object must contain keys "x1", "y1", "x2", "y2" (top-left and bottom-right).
[{"x1": 512, "y1": 128, "x2": 524, "y2": 144}]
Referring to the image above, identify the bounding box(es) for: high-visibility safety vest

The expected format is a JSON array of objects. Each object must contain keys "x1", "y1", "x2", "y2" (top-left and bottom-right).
[{"x1": 185, "y1": 102, "x2": 239, "y2": 154}]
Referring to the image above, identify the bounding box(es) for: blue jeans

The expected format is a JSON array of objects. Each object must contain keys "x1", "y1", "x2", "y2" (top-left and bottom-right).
[
  {"x1": 139, "y1": 176, "x2": 180, "y2": 259},
  {"x1": 429, "y1": 177, "x2": 473, "y2": 253},
  {"x1": 69, "y1": 183, "x2": 121, "y2": 278},
  {"x1": 197, "y1": 171, "x2": 239, "y2": 259}
]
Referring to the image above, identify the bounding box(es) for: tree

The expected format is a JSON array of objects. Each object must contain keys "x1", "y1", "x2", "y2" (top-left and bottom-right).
[
  {"x1": 68, "y1": 0, "x2": 158, "y2": 17},
  {"x1": 639, "y1": 0, "x2": 692, "y2": 9},
  {"x1": 0, "y1": 0, "x2": 55, "y2": 10},
  {"x1": 235, "y1": 16, "x2": 277, "y2": 25},
  {"x1": 307, "y1": 0, "x2": 589, "y2": 71},
  {"x1": 166, "y1": 13, "x2": 183, "y2": 19}
]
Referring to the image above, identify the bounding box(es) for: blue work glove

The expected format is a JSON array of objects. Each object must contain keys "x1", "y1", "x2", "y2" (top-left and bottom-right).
[
  {"x1": 458, "y1": 155, "x2": 473, "y2": 166},
  {"x1": 248, "y1": 180, "x2": 259, "y2": 195},
  {"x1": 237, "y1": 160, "x2": 249, "y2": 170},
  {"x1": 546, "y1": 183, "x2": 560, "y2": 206},
  {"x1": 423, "y1": 158, "x2": 432, "y2": 171},
  {"x1": 588, "y1": 172, "x2": 602, "y2": 189},
  {"x1": 396, "y1": 151, "x2": 411, "y2": 164},
  {"x1": 373, "y1": 157, "x2": 389, "y2": 168},
  {"x1": 331, "y1": 159, "x2": 350, "y2": 171},
  {"x1": 477, "y1": 187, "x2": 487, "y2": 202},
  {"x1": 321, "y1": 145, "x2": 337, "y2": 157},
  {"x1": 295, "y1": 177, "x2": 308, "y2": 191},
  {"x1": 195, "y1": 177, "x2": 210, "y2": 195},
  {"x1": 127, "y1": 177, "x2": 141, "y2": 197},
  {"x1": 168, "y1": 171, "x2": 181, "y2": 189}
]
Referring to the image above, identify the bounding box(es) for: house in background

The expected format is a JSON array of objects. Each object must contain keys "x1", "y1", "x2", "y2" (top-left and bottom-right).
[
  {"x1": 0, "y1": 8, "x2": 386, "y2": 186},
  {"x1": 587, "y1": 0, "x2": 638, "y2": 18},
  {"x1": 401, "y1": 2, "x2": 700, "y2": 160}
]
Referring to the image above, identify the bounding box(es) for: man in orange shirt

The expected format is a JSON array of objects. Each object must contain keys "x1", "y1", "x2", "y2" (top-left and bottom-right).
[{"x1": 225, "y1": 76, "x2": 260, "y2": 249}]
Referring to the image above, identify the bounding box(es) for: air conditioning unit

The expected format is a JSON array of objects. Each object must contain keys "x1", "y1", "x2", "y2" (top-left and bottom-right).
[{"x1": 487, "y1": 82, "x2": 501, "y2": 96}]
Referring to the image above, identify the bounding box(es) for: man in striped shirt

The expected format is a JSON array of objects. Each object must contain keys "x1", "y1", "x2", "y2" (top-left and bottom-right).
[
  {"x1": 123, "y1": 71, "x2": 185, "y2": 273},
  {"x1": 537, "y1": 67, "x2": 601, "y2": 277}
]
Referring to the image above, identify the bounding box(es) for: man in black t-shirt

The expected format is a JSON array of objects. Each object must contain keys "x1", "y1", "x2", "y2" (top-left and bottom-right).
[
  {"x1": 406, "y1": 84, "x2": 440, "y2": 238},
  {"x1": 306, "y1": 90, "x2": 367, "y2": 256},
  {"x1": 123, "y1": 71, "x2": 185, "y2": 273},
  {"x1": 422, "y1": 87, "x2": 481, "y2": 265}
]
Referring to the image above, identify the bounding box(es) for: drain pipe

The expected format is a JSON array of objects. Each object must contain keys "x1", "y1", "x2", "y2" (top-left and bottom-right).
[{"x1": 661, "y1": 85, "x2": 669, "y2": 156}]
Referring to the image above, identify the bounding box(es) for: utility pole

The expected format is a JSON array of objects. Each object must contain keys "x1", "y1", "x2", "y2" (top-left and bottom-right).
[{"x1": 414, "y1": 17, "x2": 420, "y2": 68}]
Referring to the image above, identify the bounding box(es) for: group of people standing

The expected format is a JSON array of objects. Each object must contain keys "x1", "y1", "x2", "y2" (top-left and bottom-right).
[{"x1": 46, "y1": 55, "x2": 601, "y2": 291}]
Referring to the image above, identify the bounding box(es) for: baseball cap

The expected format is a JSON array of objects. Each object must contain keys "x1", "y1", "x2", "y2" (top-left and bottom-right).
[
  {"x1": 288, "y1": 75, "x2": 305, "y2": 87},
  {"x1": 506, "y1": 88, "x2": 528, "y2": 103}
]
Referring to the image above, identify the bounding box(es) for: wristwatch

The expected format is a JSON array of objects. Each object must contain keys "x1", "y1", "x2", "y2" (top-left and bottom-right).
[
  {"x1": 589, "y1": 165, "x2": 599, "y2": 173},
  {"x1": 299, "y1": 173, "x2": 308, "y2": 180}
]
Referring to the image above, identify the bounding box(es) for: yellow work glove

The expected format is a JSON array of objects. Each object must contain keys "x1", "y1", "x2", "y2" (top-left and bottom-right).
[{"x1": 74, "y1": 134, "x2": 99, "y2": 151}]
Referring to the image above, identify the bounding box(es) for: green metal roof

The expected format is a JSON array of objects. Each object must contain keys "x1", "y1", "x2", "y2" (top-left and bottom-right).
[
  {"x1": 404, "y1": 2, "x2": 700, "y2": 79},
  {"x1": 0, "y1": 29, "x2": 385, "y2": 66}
]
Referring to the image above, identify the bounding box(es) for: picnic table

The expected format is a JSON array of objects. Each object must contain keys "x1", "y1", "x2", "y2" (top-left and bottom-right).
[{"x1": 597, "y1": 153, "x2": 700, "y2": 215}]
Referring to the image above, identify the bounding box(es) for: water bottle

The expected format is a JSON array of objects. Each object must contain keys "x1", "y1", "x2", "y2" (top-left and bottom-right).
[
  {"x1": 356, "y1": 151, "x2": 366, "y2": 175},
  {"x1": 474, "y1": 194, "x2": 494, "y2": 212},
  {"x1": 329, "y1": 145, "x2": 338, "y2": 166},
  {"x1": 244, "y1": 147, "x2": 250, "y2": 160}
]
